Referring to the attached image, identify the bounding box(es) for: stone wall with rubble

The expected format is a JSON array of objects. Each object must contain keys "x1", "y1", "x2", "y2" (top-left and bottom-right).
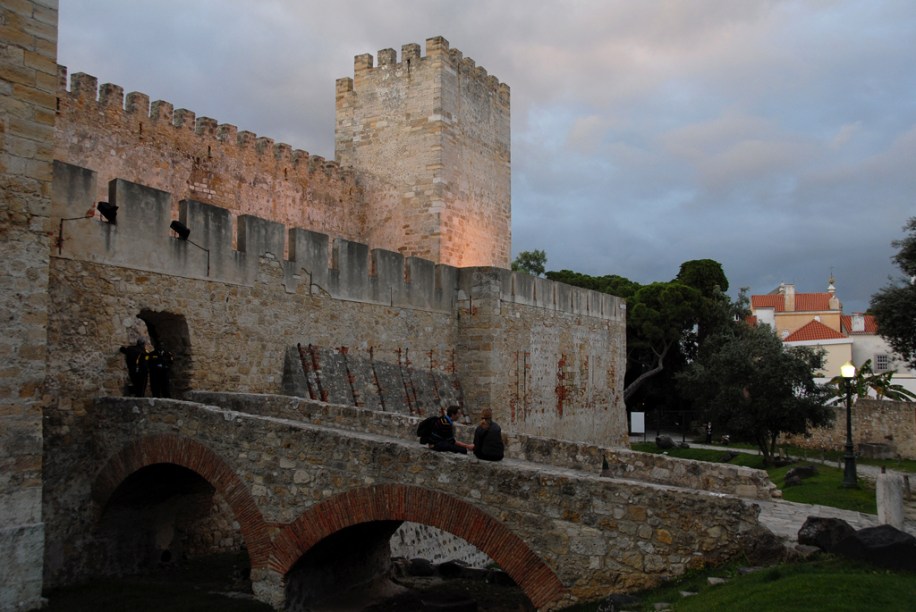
[
  {"x1": 782, "y1": 399, "x2": 916, "y2": 460},
  {"x1": 0, "y1": 0, "x2": 57, "y2": 610}
]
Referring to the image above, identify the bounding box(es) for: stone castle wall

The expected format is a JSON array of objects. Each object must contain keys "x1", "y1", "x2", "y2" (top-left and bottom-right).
[
  {"x1": 43, "y1": 163, "x2": 628, "y2": 586},
  {"x1": 54, "y1": 68, "x2": 365, "y2": 252},
  {"x1": 2, "y1": 9, "x2": 629, "y2": 600},
  {"x1": 783, "y1": 399, "x2": 916, "y2": 460},
  {"x1": 0, "y1": 1, "x2": 57, "y2": 610},
  {"x1": 335, "y1": 36, "x2": 511, "y2": 268}
]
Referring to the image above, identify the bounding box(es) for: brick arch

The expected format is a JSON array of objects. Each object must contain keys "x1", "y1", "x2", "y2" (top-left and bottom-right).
[
  {"x1": 270, "y1": 484, "x2": 567, "y2": 609},
  {"x1": 91, "y1": 433, "x2": 271, "y2": 567}
]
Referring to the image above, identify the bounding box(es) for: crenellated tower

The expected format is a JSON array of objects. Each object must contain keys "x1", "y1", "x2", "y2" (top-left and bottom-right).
[{"x1": 335, "y1": 36, "x2": 511, "y2": 268}]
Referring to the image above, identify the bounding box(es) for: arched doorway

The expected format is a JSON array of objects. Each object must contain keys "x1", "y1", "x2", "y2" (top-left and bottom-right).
[
  {"x1": 95, "y1": 463, "x2": 248, "y2": 575},
  {"x1": 138, "y1": 309, "x2": 192, "y2": 396}
]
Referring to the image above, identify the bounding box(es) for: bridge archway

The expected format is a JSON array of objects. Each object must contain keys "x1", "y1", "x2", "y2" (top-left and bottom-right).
[
  {"x1": 91, "y1": 434, "x2": 271, "y2": 568},
  {"x1": 271, "y1": 483, "x2": 566, "y2": 609}
]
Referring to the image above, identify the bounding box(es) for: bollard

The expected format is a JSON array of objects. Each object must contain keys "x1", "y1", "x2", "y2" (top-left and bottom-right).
[{"x1": 876, "y1": 467, "x2": 905, "y2": 529}]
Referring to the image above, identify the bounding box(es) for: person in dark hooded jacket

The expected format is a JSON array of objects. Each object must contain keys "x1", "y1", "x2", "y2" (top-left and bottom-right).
[{"x1": 472, "y1": 407, "x2": 504, "y2": 461}]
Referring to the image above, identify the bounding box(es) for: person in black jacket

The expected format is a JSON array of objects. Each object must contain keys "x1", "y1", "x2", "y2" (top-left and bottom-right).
[
  {"x1": 119, "y1": 339, "x2": 147, "y2": 396},
  {"x1": 430, "y1": 405, "x2": 473, "y2": 454},
  {"x1": 472, "y1": 407, "x2": 504, "y2": 461}
]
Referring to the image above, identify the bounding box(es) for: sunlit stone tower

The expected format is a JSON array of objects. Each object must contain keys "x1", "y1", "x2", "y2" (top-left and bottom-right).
[{"x1": 335, "y1": 36, "x2": 511, "y2": 268}]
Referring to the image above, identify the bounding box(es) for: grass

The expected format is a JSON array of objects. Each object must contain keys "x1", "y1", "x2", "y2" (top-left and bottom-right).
[
  {"x1": 561, "y1": 556, "x2": 916, "y2": 611},
  {"x1": 631, "y1": 442, "x2": 879, "y2": 513}
]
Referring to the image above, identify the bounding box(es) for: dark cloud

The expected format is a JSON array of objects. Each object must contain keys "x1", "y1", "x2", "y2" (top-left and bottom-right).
[{"x1": 58, "y1": 0, "x2": 916, "y2": 313}]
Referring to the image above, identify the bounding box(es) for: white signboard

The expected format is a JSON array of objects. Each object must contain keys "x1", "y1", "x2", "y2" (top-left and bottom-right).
[{"x1": 631, "y1": 411, "x2": 645, "y2": 434}]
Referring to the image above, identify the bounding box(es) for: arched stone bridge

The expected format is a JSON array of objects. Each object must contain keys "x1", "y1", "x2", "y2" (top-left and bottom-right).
[{"x1": 86, "y1": 393, "x2": 776, "y2": 610}]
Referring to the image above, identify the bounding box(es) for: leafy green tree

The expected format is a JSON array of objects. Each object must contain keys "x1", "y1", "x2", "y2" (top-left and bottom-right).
[
  {"x1": 511, "y1": 249, "x2": 547, "y2": 276},
  {"x1": 546, "y1": 270, "x2": 640, "y2": 298},
  {"x1": 676, "y1": 259, "x2": 729, "y2": 294},
  {"x1": 824, "y1": 359, "x2": 916, "y2": 402},
  {"x1": 624, "y1": 281, "x2": 705, "y2": 402},
  {"x1": 870, "y1": 217, "x2": 916, "y2": 369},
  {"x1": 678, "y1": 322, "x2": 834, "y2": 465}
]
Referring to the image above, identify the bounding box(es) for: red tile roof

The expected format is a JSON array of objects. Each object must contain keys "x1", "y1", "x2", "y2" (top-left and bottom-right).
[
  {"x1": 842, "y1": 314, "x2": 879, "y2": 335},
  {"x1": 784, "y1": 319, "x2": 847, "y2": 342},
  {"x1": 751, "y1": 292, "x2": 835, "y2": 313}
]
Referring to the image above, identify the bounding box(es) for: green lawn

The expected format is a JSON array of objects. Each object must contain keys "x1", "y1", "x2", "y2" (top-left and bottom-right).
[
  {"x1": 630, "y1": 442, "x2": 879, "y2": 513},
  {"x1": 561, "y1": 557, "x2": 916, "y2": 611}
]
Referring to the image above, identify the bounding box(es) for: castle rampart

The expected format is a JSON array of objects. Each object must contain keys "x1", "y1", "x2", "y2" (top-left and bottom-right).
[
  {"x1": 335, "y1": 36, "x2": 511, "y2": 269},
  {"x1": 55, "y1": 68, "x2": 365, "y2": 252},
  {"x1": 3, "y1": 14, "x2": 633, "y2": 602}
]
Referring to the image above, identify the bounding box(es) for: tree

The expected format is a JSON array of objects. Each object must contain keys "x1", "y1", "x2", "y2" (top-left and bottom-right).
[
  {"x1": 511, "y1": 249, "x2": 547, "y2": 277},
  {"x1": 870, "y1": 217, "x2": 916, "y2": 369},
  {"x1": 546, "y1": 261, "x2": 733, "y2": 406},
  {"x1": 677, "y1": 322, "x2": 834, "y2": 465},
  {"x1": 824, "y1": 359, "x2": 916, "y2": 402},
  {"x1": 624, "y1": 281, "x2": 705, "y2": 402},
  {"x1": 676, "y1": 259, "x2": 729, "y2": 295}
]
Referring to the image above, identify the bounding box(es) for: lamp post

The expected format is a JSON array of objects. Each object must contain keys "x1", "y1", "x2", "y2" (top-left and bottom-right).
[{"x1": 840, "y1": 360, "x2": 858, "y2": 488}]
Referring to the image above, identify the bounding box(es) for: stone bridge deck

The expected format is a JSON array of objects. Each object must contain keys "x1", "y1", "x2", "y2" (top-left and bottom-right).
[{"x1": 88, "y1": 393, "x2": 778, "y2": 610}]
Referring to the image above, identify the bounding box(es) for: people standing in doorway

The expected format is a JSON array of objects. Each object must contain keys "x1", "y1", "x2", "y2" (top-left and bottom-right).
[
  {"x1": 473, "y1": 407, "x2": 504, "y2": 462},
  {"x1": 119, "y1": 339, "x2": 147, "y2": 396},
  {"x1": 430, "y1": 405, "x2": 474, "y2": 454},
  {"x1": 143, "y1": 345, "x2": 173, "y2": 398}
]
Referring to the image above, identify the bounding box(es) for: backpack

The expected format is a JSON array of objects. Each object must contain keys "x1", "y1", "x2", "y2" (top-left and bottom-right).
[{"x1": 416, "y1": 416, "x2": 438, "y2": 445}]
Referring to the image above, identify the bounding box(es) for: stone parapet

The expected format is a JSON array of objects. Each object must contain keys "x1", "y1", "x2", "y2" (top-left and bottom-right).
[
  {"x1": 188, "y1": 392, "x2": 775, "y2": 500},
  {"x1": 81, "y1": 397, "x2": 767, "y2": 609}
]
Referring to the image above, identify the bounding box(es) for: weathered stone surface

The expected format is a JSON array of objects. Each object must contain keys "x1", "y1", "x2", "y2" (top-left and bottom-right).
[
  {"x1": 71, "y1": 397, "x2": 767, "y2": 609},
  {"x1": 797, "y1": 516, "x2": 856, "y2": 552},
  {"x1": 832, "y1": 525, "x2": 916, "y2": 571}
]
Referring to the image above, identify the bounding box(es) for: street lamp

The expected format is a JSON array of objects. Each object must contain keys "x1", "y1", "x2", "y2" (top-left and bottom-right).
[{"x1": 840, "y1": 360, "x2": 858, "y2": 488}]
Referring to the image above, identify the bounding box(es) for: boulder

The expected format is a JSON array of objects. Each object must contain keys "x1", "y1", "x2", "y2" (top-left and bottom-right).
[
  {"x1": 655, "y1": 435, "x2": 675, "y2": 449},
  {"x1": 405, "y1": 557, "x2": 436, "y2": 577},
  {"x1": 797, "y1": 517, "x2": 856, "y2": 552},
  {"x1": 832, "y1": 525, "x2": 916, "y2": 572},
  {"x1": 785, "y1": 465, "x2": 818, "y2": 481},
  {"x1": 595, "y1": 593, "x2": 641, "y2": 611}
]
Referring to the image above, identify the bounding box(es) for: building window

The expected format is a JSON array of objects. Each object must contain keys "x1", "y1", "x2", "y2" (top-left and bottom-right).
[{"x1": 874, "y1": 353, "x2": 890, "y2": 372}]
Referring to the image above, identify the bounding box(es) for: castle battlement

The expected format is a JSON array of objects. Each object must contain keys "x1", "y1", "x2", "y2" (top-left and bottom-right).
[
  {"x1": 60, "y1": 68, "x2": 341, "y2": 169},
  {"x1": 337, "y1": 36, "x2": 509, "y2": 102},
  {"x1": 52, "y1": 161, "x2": 621, "y2": 322},
  {"x1": 55, "y1": 66, "x2": 361, "y2": 245}
]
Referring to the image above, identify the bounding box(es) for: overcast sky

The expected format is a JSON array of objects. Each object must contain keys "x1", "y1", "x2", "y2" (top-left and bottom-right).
[{"x1": 57, "y1": 1, "x2": 916, "y2": 313}]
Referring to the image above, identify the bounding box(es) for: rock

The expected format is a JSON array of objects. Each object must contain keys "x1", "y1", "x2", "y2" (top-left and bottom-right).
[
  {"x1": 797, "y1": 517, "x2": 856, "y2": 552},
  {"x1": 707, "y1": 576, "x2": 727, "y2": 585},
  {"x1": 785, "y1": 465, "x2": 818, "y2": 480},
  {"x1": 437, "y1": 559, "x2": 473, "y2": 579},
  {"x1": 832, "y1": 524, "x2": 916, "y2": 571},
  {"x1": 742, "y1": 528, "x2": 789, "y2": 565},
  {"x1": 595, "y1": 593, "x2": 640, "y2": 612},
  {"x1": 418, "y1": 593, "x2": 477, "y2": 611},
  {"x1": 656, "y1": 435, "x2": 675, "y2": 449},
  {"x1": 485, "y1": 568, "x2": 516, "y2": 586},
  {"x1": 406, "y1": 557, "x2": 436, "y2": 577},
  {"x1": 784, "y1": 474, "x2": 803, "y2": 487},
  {"x1": 719, "y1": 450, "x2": 739, "y2": 462},
  {"x1": 790, "y1": 544, "x2": 822, "y2": 560}
]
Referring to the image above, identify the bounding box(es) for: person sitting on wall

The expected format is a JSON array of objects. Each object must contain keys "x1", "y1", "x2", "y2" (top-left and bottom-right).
[
  {"x1": 119, "y1": 339, "x2": 147, "y2": 396},
  {"x1": 430, "y1": 405, "x2": 474, "y2": 454},
  {"x1": 472, "y1": 407, "x2": 504, "y2": 462}
]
